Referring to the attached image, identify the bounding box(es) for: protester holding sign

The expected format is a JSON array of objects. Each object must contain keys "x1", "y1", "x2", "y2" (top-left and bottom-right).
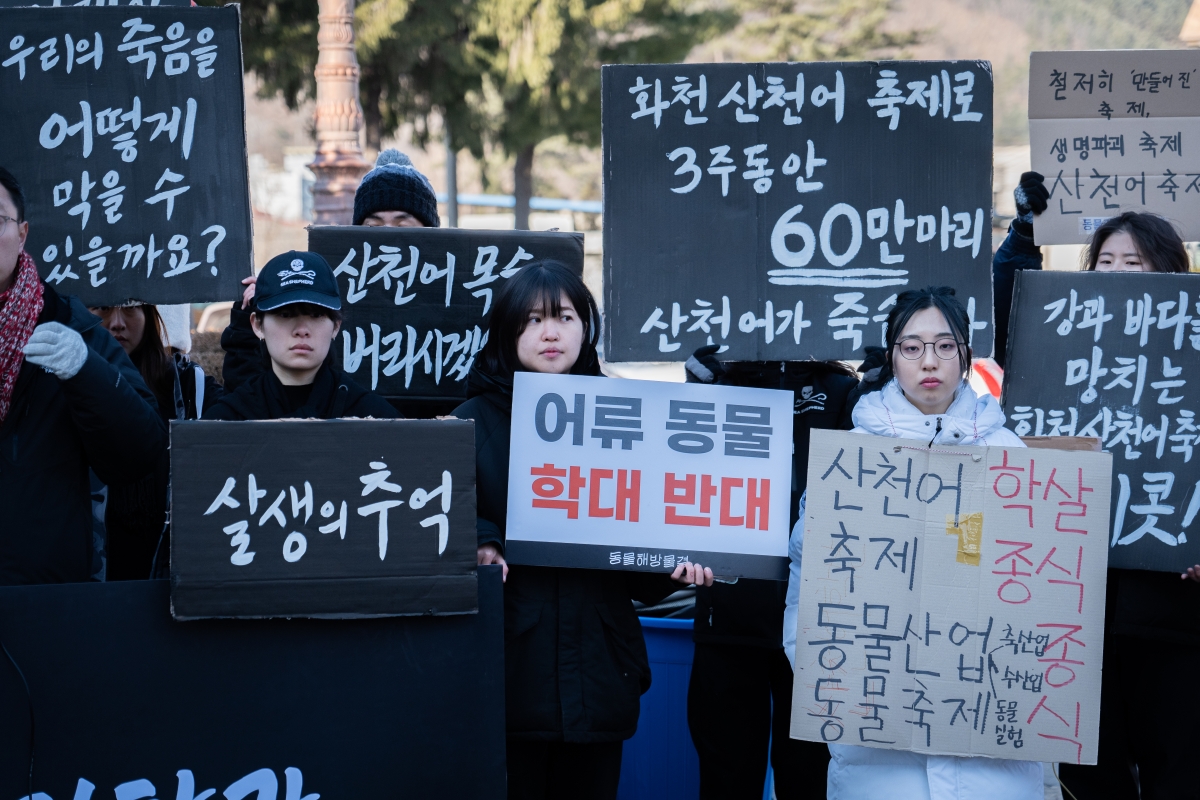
[
  {"x1": 88, "y1": 302, "x2": 224, "y2": 579},
  {"x1": 207, "y1": 251, "x2": 396, "y2": 421},
  {"x1": 684, "y1": 345, "x2": 857, "y2": 799},
  {"x1": 452, "y1": 261, "x2": 712, "y2": 800},
  {"x1": 998, "y1": 192, "x2": 1199, "y2": 800},
  {"x1": 0, "y1": 166, "x2": 166, "y2": 585},
  {"x1": 223, "y1": 149, "x2": 439, "y2": 393},
  {"x1": 783, "y1": 287, "x2": 1045, "y2": 799},
  {"x1": 992, "y1": 173, "x2": 1189, "y2": 367}
]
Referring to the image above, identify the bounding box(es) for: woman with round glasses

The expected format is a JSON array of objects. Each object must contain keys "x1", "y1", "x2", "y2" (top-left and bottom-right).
[{"x1": 783, "y1": 287, "x2": 1043, "y2": 800}]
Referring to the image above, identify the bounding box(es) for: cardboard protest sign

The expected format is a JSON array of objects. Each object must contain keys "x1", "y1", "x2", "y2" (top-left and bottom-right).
[
  {"x1": 1029, "y1": 50, "x2": 1200, "y2": 244},
  {"x1": 170, "y1": 418, "x2": 477, "y2": 619},
  {"x1": 1002, "y1": 270, "x2": 1200, "y2": 572},
  {"x1": 505, "y1": 372, "x2": 793, "y2": 579},
  {"x1": 601, "y1": 62, "x2": 994, "y2": 363},
  {"x1": 791, "y1": 430, "x2": 1111, "y2": 764},
  {"x1": 0, "y1": 574, "x2": 506, "y2": 799},
  {"x1": 307, "y1": 226, "x2": 584, "y2": 401},
  {"x1": 0, "y1": 6, "x2": 253, "y2": 304}
]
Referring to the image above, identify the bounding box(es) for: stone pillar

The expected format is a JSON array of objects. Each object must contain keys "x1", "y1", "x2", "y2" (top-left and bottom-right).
[{"x1": 310, "y1": 0, "x2": 370, "y2": 225}]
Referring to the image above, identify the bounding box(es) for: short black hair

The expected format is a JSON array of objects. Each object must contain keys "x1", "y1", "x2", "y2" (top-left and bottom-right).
[
  {"x1": 1084, "y1": 212, "x2": 1189, "y2": 273},
  {"x1": 477, "y1": 260, "x2": 600, "y2": 378},
  {"x1": 883, "y1": 286, "x2": 972, "y2": 381},
  {"x1": 0, "y1": 166, "x2": 25, "y2": 222}
]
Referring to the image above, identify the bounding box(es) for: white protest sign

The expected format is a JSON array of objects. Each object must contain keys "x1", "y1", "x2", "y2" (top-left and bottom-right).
[
  {"x1": 791, "y1": 430, "x2": 1112, "y2": 764},
  {"x1": 505, "y1": 373, "x2": 793, "y2": 579},
  {"x1": 1028, "y1": 50, "x2": 1200, "y2": 244}
]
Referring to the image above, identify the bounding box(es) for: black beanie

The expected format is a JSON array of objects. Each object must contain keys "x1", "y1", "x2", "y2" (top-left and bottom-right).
[{"x1": 352, "y1": 149, "x2": 441, "y2": 227}]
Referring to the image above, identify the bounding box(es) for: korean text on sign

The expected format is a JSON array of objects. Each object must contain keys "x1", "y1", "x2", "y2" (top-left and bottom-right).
[
  {"x1": 791, "y1": 430, "x2": 1112, "y2": 764},
  {"x1": 505, "y1": 373, "x2": 794, "y2": 579}
]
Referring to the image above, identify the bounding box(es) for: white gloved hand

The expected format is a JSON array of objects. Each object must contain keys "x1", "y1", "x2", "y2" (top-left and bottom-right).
[{"x1": 23, "y1": 321, "x2": 89, "y2": 380}]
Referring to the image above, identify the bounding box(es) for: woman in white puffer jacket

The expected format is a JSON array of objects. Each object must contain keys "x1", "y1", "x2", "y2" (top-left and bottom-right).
[{"x1": 783, "y1": 287, "x2": 1049, "y2": 800}]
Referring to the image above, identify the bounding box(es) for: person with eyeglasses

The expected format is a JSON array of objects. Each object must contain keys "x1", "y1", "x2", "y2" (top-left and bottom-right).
[
  {"x1": 781, "y1": 287, "x2": 1046, "y2": 800},
  {"x1": 0, "y1": 165, "x2": 165, "y2": 586}
]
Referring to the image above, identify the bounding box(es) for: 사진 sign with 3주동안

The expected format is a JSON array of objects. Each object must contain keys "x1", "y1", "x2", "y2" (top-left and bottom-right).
[{"x1": 601, "y1": 61, "x2": 994, "y2": 363}]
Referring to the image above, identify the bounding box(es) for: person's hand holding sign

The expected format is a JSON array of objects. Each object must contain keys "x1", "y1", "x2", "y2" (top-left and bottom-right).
[
  {"x1": 478, "y1": 545, "x2": 508, "y2": 582},
  {"x1": 671, "y1": 561, "x2": 715, "y2": 587},
  {"x1": 1182, "y1": 564, "x2": 1200, "y2": 583}
]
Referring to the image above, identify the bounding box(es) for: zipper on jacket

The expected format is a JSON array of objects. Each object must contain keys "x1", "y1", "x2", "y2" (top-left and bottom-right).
[{"x1": 928, "y1": 416, "x2": 942, "y2": 448}]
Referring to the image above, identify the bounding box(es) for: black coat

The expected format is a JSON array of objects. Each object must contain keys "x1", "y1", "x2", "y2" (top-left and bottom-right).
[
  {"x1": 0, "y1": 284, "x2": 166, "y2": 586},
  {"x1": 692, "y1": 360, "x2": 859, "y2": 649},
  {"x1": 106, "y1": 353, "x2": 225, "y2": 581},
  {"x1": 205, "y1": 357, "x2": 398, "y2": 421},
  {"x1": 452, "y1": 359, "x2": 675, "y2": 742}
]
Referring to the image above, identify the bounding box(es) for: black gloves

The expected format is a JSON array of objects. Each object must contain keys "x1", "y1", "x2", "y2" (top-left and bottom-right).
[
  {"x1": 1012, "y1": 171, "x2": 1048, "y2": 238},
  {"x1": 684, "y1": 344, "x2": 725, "y2": 384}
]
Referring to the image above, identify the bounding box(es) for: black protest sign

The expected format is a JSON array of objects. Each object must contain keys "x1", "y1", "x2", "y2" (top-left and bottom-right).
[
  {"x1": 170, "y1": 418, "x2": 477, "y2": 619},
  {"x1": 0, "y1": 6, "x2": 252, "y2": 305},
  {"x1": 307, "y1": 225, "x2": 585, "y2": 400},
  {"x1": 0, "y1": 575, "x2": 506, "y2": 799},
  {"x1": 1002, "y1": 270, "x2": 1200, "y2": 572},
  {"x1": 601, "y1": 62, "x2": 994, "y2": 363}
]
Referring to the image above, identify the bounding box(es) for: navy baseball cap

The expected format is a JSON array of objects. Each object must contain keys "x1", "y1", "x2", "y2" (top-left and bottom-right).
[{"x1": 255, "y1": 250, "x2": 342, "y2": 312}]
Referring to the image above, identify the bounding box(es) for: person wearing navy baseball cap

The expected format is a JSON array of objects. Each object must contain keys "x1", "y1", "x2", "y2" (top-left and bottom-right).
[{"x1": 206, "y1": 251, "x2": 397, "y2": 421}]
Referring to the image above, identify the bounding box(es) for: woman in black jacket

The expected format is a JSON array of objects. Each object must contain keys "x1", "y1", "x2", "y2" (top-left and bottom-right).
[
  {"x1": 453, "y1": 261, "x2": 712, "y2": 800},
  {"x1": 88, "y1": 302, "x2": 225, "y2": 579},
  {"x1": 206, "y1": 250, "x2": 397, "y2": 422}
]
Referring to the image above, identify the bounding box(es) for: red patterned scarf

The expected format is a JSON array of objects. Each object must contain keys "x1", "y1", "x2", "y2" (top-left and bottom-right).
[{"x1": 0, "y1": 251, "x2": 45, "y2": 423}]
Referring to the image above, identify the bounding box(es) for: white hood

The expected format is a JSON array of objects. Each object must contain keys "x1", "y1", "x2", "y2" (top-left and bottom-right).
[{"x1": 850, "y1": 379, "x2": 1021, "y2": 448}]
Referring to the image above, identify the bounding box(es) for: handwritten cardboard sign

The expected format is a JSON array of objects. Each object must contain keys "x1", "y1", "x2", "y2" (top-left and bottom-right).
[
  {"x1": 170, "y1": 418, "x2": 477, "y2": 620},
  {"x1": 791, "y1": 430, "x2": 1111, "y2": 764},
  {"x1": 1029, "y1": 50, "x2": 1200, "y2": 244},
  {"x1": 307, "y1": 226, "x2": 584, "y2": 402},
  {"x1": 505, "y1": 372, "x2": 793, "y2": 579},
  {"x1": 601, "y1": 61, "x2": 995, "y2": 362},
  {"x1": 0, "y1": 6, "x2": 253, "y2": 304},
  {"x1": 1002, "y1": 270, "x2": 1200, "y2": 572}
]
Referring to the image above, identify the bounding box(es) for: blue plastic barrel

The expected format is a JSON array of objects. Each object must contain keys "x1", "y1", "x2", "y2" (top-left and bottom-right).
[{"x1": 617, "y1": 617, "x2": 700, "y2": 800}]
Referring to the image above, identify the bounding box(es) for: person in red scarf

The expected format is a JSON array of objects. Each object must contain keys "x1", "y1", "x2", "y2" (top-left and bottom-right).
[{"x1": 0, "y1": 166, "x2": 166, "y2": 585}]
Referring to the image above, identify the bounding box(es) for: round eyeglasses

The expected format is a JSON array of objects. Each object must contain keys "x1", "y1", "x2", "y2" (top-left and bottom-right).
[{"x1": 894, "y1": 338, "x2": 962, "y2": 360}]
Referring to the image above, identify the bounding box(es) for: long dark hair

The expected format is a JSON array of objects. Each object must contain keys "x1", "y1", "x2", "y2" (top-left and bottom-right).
[
  {"x1": 1084, "y1": 212, "x2": 1189, "y2": 273},
  {"x1": 129, "y1": 304, "x2": 175, "y2": 411},
  {"x1": 477, "y1": 260, "x2": 600, "y2": 378},
  {"x1": 882, "y1": 286, "x2": 972, "y2": 382}
]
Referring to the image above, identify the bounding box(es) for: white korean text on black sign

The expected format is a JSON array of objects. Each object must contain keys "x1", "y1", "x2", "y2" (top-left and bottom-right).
[
  {"x1": 0, "y1": 6, "x2": 252, "y2": 305},
  {"x1": 601, "y1": 61, "x2": 994, "y2": 362},
  {"x1": 1003, "y1": 271, "x2": 1200, "y2": 572}
]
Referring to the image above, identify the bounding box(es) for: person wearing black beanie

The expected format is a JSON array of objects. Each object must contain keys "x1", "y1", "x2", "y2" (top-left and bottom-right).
[{"x1": 352, "y1": 148, "x2": 441, "y2": 228}]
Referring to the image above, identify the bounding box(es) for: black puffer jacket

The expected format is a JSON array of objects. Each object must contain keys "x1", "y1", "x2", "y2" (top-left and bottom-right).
[
  {"x1": 0, "y1": 284, "x2": 166, "y2": 585},
  {"x1": 106, "y1": 352, "x2": 225, "y2": 581},
  {"x1": 453, "y1": 356, "x2": 676, "y2": 742},
  {"x1": 693, "y1": 360, "x2": 859, "y2": 648}
]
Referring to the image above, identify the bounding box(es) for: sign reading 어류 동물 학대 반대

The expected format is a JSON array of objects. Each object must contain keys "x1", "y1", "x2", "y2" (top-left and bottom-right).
[
  {"x1": 169, "y1": 419, "x2": 478, "y2": 620},
  {"x1": 601, "y1": 61, "x2": 994, "y2": 363},
  {"x1": 505, "y1": 373, "x2": 794, "y2": 580},
  {"x1": 1002, "y1": 270, "x2": 1200, "y2": 572},
  {"x1": 0, "y1": 5, "x2": 252, "y2": 305},
  {"x1": 307, "y1": 226, "x2": 584, "y2": 402},
  {"x1": 792, "y1": 430, "x2": 1112, "y2": 764},
  {"x1": 1028, "y1": 49, "x2": 1200, "y2": 245}
]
